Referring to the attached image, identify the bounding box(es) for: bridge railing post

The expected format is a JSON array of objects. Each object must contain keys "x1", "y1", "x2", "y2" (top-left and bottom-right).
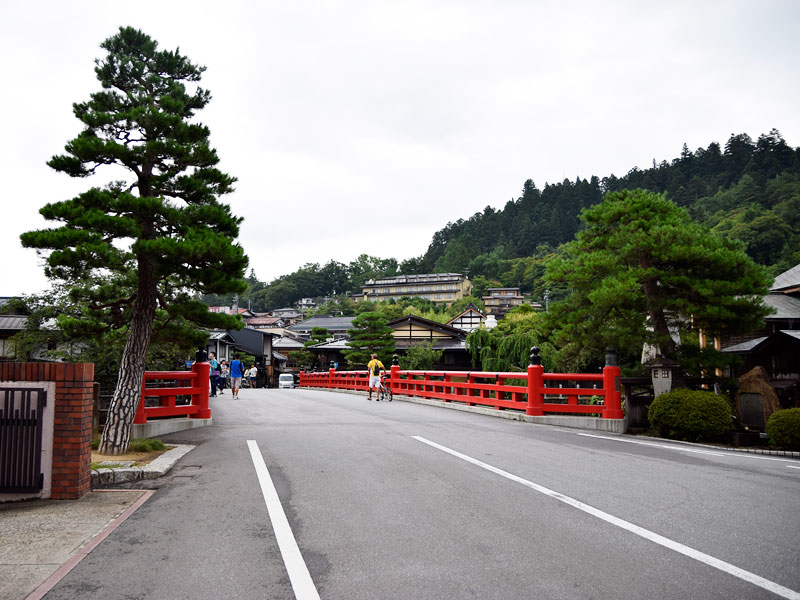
[
  {"x1": 390, "y1": 354, "x2": 400, "y2": 393},
  {"x1": 526, "y1": 347, "x2": 545, "y2": 416},
  {"x1": 602, "y1": 347, "x2": 623, "y2": 419},
  {"x1": 192, "y1": 361, "x2": 211, "y2": 419}
]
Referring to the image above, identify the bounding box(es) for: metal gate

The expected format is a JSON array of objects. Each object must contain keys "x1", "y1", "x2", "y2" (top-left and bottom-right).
[{"x1": 0, "y1": 387, "x2": 47, "y2": 493}]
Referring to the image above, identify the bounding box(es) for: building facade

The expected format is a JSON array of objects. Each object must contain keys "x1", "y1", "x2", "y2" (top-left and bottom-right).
[
  {"x1": 447, "y1": 303, "x2": 486, "y2": 332},
  {"x1": 305, "y1": 314, "x2": 470, "y2": 371},
  {"x1": 359, "y1": 273, "x2": 472, "y2": 305},
  {"x1": 482, "y1": 288, "x2": 525, "y2": 318}
]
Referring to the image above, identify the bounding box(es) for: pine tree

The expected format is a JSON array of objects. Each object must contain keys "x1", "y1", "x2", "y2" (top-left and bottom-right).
[
  {"x1": 20, "y1": 27, "x2": 247, "y2": 454},
  {"x1": 343, "y1": 311, "x2": 395, "y2": 368},
  {"x1": 544, "y1": 189, "x2": 772, "y2": 380}
]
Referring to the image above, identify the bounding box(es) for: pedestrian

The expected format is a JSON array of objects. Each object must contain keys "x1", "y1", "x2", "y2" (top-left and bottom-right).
[
  {"x1": 219, "y1": 360, "x2": 229, "y2": 394},
  {"x1": 209, "y1": 352, "x2": 219, "y2": 397},
  {"x1": 366, "y1": 353, "x2": 384, "y2": 401},
  {"x1": 248, "y1": 365, "x2": 258, "y2": 388},
  {"x1": 229, "y1": 355, "x2": 245, "y2": 399}
]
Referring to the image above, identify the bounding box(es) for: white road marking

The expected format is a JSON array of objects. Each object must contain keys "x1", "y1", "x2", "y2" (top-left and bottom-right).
[
  {"x1": 578, "y1": 432, "x2": 800, "y2": 464},
  {"x1": 413, "y1": 435, "x2": 800, "y2": 600},
  {"x1": 787, "y1": 465, "x2": 800, "y2": 470},
  {"x1": 577, "y1": 432, "x2": 726, "y2": 456},
  {"x1": 247, "y1": 440, "x2": 321, "y2": 600}
]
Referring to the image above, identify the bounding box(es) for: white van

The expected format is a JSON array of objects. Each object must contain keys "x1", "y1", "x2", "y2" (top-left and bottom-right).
[{"x1": 278, "y1": 374, "x2": 295, "y2": 389}]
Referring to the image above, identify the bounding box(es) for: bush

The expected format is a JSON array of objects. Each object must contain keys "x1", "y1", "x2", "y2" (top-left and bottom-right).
[
  {"x1": 766, "y1": 408, "x2": 800, "y2": 451},
  {"x1": 648, "y1": 389, "x2": 732, "y2": 442}
]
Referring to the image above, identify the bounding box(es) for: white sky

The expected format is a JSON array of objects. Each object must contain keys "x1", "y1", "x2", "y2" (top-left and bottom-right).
[{"x1": 2, "y1": 1, "x2": 799, "y2": 297}]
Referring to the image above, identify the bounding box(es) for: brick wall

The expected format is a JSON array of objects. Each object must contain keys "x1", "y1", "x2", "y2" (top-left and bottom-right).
[{"x1": 1, "y1": 362, "x2": 94, "y2": 499}]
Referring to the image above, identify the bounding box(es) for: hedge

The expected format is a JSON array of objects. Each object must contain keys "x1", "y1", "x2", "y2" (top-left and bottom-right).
[
  {"x1": 648, "y1": 388, "x2": 732, "y2": 442},
  {"x1": 766, "y1": 408, "x2": 800, "y2": 451}
]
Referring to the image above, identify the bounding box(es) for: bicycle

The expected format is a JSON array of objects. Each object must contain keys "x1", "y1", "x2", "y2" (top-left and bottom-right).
[{"x1": 376, "y1": 375, "x2": 392, "y2": 402}]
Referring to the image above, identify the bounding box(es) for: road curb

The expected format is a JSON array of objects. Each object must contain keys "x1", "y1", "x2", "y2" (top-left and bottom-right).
[{"x1": 91, "y1": 444, "x2": 196, "y2": 488}]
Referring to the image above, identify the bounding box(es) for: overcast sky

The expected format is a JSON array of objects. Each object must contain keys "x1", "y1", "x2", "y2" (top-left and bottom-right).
[{"x1": 2, "y1": 1, "x2": 799, "y2": 297}]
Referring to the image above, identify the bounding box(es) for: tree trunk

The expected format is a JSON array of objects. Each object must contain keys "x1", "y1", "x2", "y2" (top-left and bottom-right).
[
  {"x1": 99, "y1": 261, "x2": 157, "y2": 455},
  {"x1": 640, "y1": 270, "x2": 687, "y2": 388}
]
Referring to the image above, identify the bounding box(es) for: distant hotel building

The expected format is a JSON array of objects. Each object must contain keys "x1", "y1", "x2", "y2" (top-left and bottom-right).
[
  {"x1": 359, "y1": 273, "x2": 472, "y2": 306},
  {"x1": 482, "y1": 287, "x2": 525, "y2": 318}
]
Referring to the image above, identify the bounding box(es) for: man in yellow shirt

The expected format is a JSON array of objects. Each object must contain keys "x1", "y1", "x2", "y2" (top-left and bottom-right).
[{"x1": 367, "y1": 353, "x2": 384, "y2": 401}]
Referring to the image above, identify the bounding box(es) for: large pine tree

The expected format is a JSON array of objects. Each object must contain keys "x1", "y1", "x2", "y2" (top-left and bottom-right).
[
  {"x1": 544, "y1": 189, "x2": 772, "y2": 378},
  {"x1": 21, "y1": 27, "x2": 247, "y2": 454}
]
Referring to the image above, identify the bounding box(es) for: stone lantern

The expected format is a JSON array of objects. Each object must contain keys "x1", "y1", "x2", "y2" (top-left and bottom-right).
[{"x1": 647, "y1": 356, "x2": 681, "y2": 397}]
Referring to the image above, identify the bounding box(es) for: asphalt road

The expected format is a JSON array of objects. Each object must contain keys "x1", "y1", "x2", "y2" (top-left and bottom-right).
[{"x1": 44, "y1": 387, "x2": 800, "y2": 600}]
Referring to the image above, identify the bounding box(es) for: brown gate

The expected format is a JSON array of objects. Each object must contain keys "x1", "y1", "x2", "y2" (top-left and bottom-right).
[{"x1": 0, "y1": 387, "x2": 47, "y2": 493}]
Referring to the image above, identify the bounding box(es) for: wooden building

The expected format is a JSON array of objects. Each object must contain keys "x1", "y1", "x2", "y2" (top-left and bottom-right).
[
  {"x1": 447, "y1": 303, "x2": 486, "y2": 332},
  {"x1": 722, "y1": 263, "x2": 800, "y2": 409},
  {"x1": 482, "y1": 287, "x2": 524, "y2": 318},
  {"x1": 306, "y1": 314, "x2": 470, "y2": 371}
]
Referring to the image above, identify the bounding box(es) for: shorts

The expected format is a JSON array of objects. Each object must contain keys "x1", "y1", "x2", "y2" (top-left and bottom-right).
[
  {"x1": 231, "y1": 377, "x2": 242, "y2": 388},
  {"x1": 369, "y1": 375, "x2": 382, "y2": 388}
]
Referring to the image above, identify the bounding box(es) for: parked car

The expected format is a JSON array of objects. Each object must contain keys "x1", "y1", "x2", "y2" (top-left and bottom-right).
[{"x1": 278, "y1": 373, "x2": 295, "y2": 389}]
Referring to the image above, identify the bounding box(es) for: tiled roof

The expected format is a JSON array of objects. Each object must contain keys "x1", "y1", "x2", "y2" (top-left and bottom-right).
[
  {"x1": 0, "y1": 315, "x2": 27, "y2": 331},
  {"x1": 273, "y1": 336, "x2": 305, "y2": 349},
  {"x1": 288, "y1": 316, "x2": 355, "y2": 331},
  {"x1": 388, "y1": 314, "x2": 466, "y2": 337},
  {"x1": 369, "y1": 273, "x2": 466, "y2": 285},
  {"x1": 722, "y1": 330, "x2": 800, "y2": 354},
  {"x1": 247, "y1": 316, "x2": 281, "y2": 325},
  {"x1": 306, "y1": 339, "x2": 350, "y2": 350},
  {"x1": 721, "y1": 336, "x2": 768, "y2": 353},
  {"x1": 764, "y1": 294, "x2": 800, "y2": 320},
  {"x1": 306, "y1": 338, "x2": 466, "y2": 351},
  {"x1": 772, "y1": 263, "x2": 800, "y2": 292}
]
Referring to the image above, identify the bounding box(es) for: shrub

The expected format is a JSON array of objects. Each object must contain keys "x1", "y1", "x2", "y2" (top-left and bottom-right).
[
  {"x1": 766, "y1": 408, "x2": 800, "y2": 451},
  {"x1": 648, "y1": 389, "x2": 732, "y2": 442}
]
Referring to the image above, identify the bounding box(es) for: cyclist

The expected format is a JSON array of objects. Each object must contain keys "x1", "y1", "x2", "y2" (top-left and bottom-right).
[{"x1": 367, "y1": 353, "x2": 384, "y2": 401}]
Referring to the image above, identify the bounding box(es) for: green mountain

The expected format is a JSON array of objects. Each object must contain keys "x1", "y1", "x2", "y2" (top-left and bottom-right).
[
  {"x1": 418, "y1": 129, "x2": 799, "y2": 276},
  {"x1": 209, "y1": 129, "x2": 800, "y2": 311}
]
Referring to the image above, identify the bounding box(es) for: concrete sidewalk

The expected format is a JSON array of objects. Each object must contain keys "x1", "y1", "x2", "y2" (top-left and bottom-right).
[{"x1": 0, "y1": 445, "x2": 193, "y2": 600}]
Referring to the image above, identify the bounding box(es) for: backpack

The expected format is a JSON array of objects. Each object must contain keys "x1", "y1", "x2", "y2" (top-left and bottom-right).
[{"x1": 372, "y1": 362, "x2": 381, "y2": 376}]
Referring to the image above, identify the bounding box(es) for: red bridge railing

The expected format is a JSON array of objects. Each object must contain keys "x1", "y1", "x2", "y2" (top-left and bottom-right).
[
  {"x1": 299, "y1": 347, "x2": 623, "y2": 420},
  {"x1": 134, "y1": 361, "x2": 211, "y2": 424}
]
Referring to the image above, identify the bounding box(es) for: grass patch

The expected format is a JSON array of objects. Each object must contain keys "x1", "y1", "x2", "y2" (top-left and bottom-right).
[
  {"x1": 91, "y1": 462, "x2": 124, "y2": 470},
  {"x1": 91, "y1": 437, "x2": 167, "y2": 451},
  {"x1": 129, "y1": 438, "x2": 167, "y2": 452}
]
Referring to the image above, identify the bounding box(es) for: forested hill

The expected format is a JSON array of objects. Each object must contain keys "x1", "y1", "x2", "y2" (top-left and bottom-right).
[
  {"x1": 419, "y1": 129, "x2": 800, "y2": 276},
  {"x1": 207, "y1": 129, "x2": 799, "y2": 311}
]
